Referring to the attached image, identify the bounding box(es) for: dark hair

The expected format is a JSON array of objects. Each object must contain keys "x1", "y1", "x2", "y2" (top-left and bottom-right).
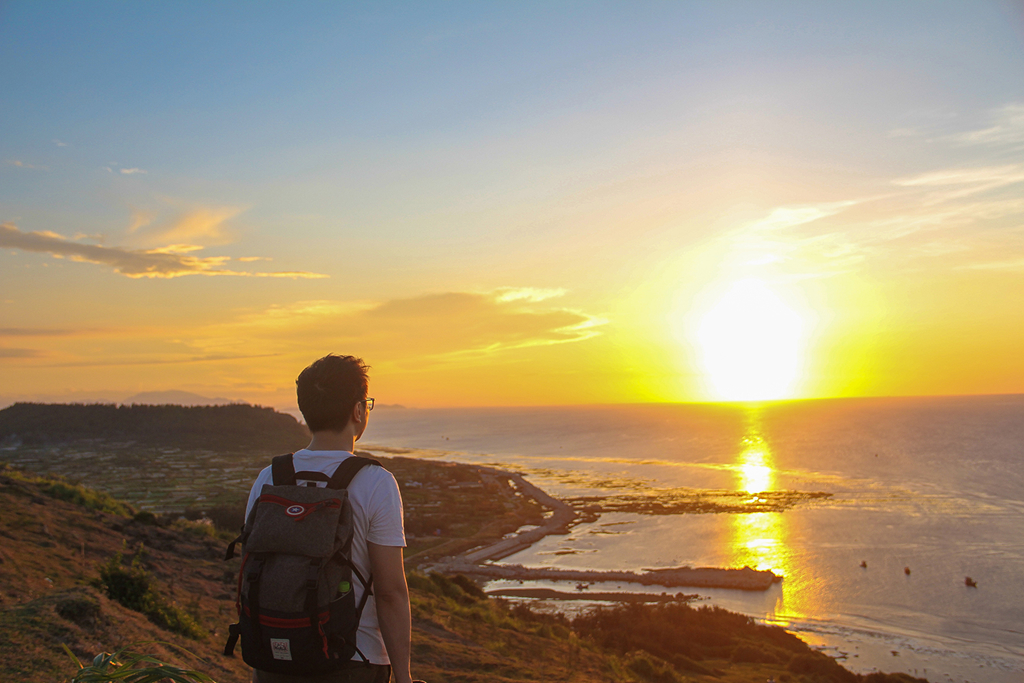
[{"x1": 295, "y1": 354, "x2": 369, "y2": 432}]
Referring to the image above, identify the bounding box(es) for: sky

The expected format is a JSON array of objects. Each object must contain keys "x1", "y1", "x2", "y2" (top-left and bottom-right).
[{"x1": 2, "y1": 1, "x2": 1023, "y2": 409}]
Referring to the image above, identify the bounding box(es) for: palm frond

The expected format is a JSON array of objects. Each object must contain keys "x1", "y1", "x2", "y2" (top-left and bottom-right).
[{"x1": 66, "y1": 642, "x2": 215, "y2": 683}]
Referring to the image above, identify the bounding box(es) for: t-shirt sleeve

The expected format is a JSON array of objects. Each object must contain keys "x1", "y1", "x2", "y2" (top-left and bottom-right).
[
  {"x1": 366, "y1": 469, "x2": 406, "y2": 547},
  {"x1": 244, "y1": 466, "x2": 272, "y2": 520}
]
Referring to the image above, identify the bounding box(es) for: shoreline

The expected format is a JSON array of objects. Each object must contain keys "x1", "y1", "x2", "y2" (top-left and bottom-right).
[{"x1": 421, "y1": 462, "x2": 781, "y2": 592}]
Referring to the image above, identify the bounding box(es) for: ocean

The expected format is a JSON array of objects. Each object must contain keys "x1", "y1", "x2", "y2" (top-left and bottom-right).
[{"x1": 362, "y1": 395, "x2": 1024, "y2": 683}]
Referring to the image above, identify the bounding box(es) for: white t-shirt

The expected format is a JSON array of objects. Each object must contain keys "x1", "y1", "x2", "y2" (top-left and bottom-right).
[{"x1": 244, "y1": 449, "x2": 406, "y2": 665}]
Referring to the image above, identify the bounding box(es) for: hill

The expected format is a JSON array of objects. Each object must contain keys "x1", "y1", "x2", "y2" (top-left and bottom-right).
[
  {"x1": 0, "y1": 402, "x2": 309, "y2": 452},
  {"x1": 0, "y1": 463, "x2": 930, "y2": 683}
]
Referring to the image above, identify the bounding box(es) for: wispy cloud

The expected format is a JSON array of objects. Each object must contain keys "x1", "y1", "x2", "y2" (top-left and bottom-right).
[
  {"x1": 744, "y1": 201, "x2": 857, "y2": 232},
  {"x1": 125, "y1": 205, "x2": 244, "y2": 247},
  {"x1": 6, "y1": 159, "x2": 48, "y2": 170},
  {"x1": 494, "y1": 286, "x2": 568, "y2": 303},
  {"x1": 893, "y1": 165, "x2": 1024, "y2": 203},
  {"x1": 128, "y1": 208, "x2": 156, "y2": 233},
  {"x1": 0, "y1": 328, "x2": 75, "y2": 337},
  {"x1": 0, "y1": 348, "x2": 44, "y2": 359},
  {"x1": 53, "y1": 139, "x2": 68, "y2": 147},
  {"x1": 950, "y1": 103, "x2": 1024, "y2": 148},
  {"x1": 119, "y1": 167, "x2": 147, "y2": 175},
  {"x1": 955, "y1": 257, "x2": 1024, "y2": 272},
  {"x1": 45, "y1": 352, "x2": 279, "y2": 368},
  {"x1": 0, "y1": 222, "x2": 327, "y2": 279},
  {"x1": 203, "y1": 290, "x2": 605, "y2": 369},
  {"x1": 155, "y1": 207, "x2": 241, "y2": 244},
  {"x1": 725, "y1": 160, "x2": 1024, "y2": 279}
]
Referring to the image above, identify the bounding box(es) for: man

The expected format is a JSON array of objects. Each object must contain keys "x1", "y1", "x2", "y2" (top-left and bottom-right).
[{"x1": 244, "y1": 354, "x2": 413, "y2": 683}]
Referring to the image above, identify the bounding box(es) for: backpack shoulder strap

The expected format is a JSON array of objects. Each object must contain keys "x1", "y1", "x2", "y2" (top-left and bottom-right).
[
  {"x1": 270, "y1": 453, "x2": 296, "y2": 486},
  {"x1": 327, "y1": 455, "x2": 382, "y2": 489}
]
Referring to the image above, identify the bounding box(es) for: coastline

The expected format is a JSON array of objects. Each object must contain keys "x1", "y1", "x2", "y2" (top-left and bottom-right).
[{"x1": 420, "y1": 462, "x2": 782, "y2": 592}]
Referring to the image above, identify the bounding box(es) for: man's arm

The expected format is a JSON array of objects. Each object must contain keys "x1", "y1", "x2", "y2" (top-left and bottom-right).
[{"x1": 368, "y1": 542, "x2": 412, "y2": 683}]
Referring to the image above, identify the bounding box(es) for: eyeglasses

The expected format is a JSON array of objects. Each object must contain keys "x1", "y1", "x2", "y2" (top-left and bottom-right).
[{"x1": 362, "y1": 398, "x2": 375, "y2": 411}]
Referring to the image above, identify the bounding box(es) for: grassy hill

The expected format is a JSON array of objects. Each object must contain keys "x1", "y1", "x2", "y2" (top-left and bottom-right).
[{"x1": 0, "y1": 463, "x2": 930, "y2": 683}]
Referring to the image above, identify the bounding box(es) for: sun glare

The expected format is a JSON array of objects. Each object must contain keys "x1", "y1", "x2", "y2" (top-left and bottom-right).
[{"x1": 696, "y1": 279, "x2": 805, "y2": 401}]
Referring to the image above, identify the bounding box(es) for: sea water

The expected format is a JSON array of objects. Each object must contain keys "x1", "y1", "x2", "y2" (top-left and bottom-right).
[{"x1": 363, "y1": 395, "x2": 1024, "y2": 683}]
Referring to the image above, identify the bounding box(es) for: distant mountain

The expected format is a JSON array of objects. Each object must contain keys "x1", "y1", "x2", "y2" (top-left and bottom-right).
[{"x1": 123, "y1": 390, "x2": 238, "y2": 406}]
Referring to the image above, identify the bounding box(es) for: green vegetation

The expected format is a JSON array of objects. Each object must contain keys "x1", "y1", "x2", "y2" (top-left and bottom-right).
[
  {"x1": 96, "y1": 543, "x2": 207, "y2": 640},
  {"x1": 0, "y1": 402, "x2": 308, "y2": 451},
  {"x1": 62, "y1": 642, "x2": 214, "y2": 683},
  {"x1": 2, "y1": 463, "x2": 134, "y2": 517},
  {"x1": 574, "y1": 602, "x2": 826, "y2": 681}
]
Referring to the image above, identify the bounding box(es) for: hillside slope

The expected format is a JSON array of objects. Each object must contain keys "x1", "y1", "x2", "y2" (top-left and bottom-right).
[
  {"x1": 0, "y1": 464, "x2": 929, "y2": 683},
  {"x1": 0, "y1": 464, "x2": 617, "y2": 683}
]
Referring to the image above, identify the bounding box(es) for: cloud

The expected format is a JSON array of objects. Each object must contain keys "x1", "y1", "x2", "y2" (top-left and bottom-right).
[
  {"x1": 955, "y1": 257, "x2": 1024, "y2": 272},
  {"x1": 744, "y1": 201, "x2": 857, "y2": 232},
  {"x1": 119, "y1": 167, "x2": 147, "y2": 175},
  {"x1": 127, "y1": 205, "x2": 244, "y2": 246},
  {"x1": 207, "y1": 290, "x2": 606, "y2": 368},
  {"x1": 494, "y1": 287, "x2": 567, "y2": 303},
  {"x1": 6, "y1": 159, "x2": 48, "y2": 171},
  {"x1": 238, "y1": 256, "x2": 272, "y2": 262},
  {"x1": 893, "y1": 165, "x2": 1024, "y2": 204},
  {"x1": 53, "y1": 139, "x2": 68, "y2": 147},
  {"x1": 894, "y1": 165, "x2": 1024, "y2": 188},
  {"x1": 45, "y1": 352, "x2": 279, "y2": 368},
  {"x1": 0, "y1": 348, "x2": 44, "y2": 359},
  {"x1": 951, "y1": 103, "x2": 1024, "y2": 148},
  {"x1": 157, "y1": 207, "x2": 242, "y2": 244},
  {"x1": 0, "y1": 328, "x2": 74, "y2": 337},
  {"x1": 128, "y1": 208, "x2": 156, "y2": 233},
  {"x1": 0, "y1": 222, "x2": 328, "y2": 279}
]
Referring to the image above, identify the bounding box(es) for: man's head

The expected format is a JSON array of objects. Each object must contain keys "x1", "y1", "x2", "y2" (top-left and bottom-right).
[{"x1": 296, "y1": 354, "x2": 370, "y2": 435}]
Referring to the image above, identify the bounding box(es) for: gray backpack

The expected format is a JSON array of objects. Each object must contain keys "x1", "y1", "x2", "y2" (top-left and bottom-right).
[{"x1": 224, "y1": 454, "x2": 380, "y2": 675}]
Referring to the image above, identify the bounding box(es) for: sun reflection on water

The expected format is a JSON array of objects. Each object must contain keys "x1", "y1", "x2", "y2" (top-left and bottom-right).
[{"x1": 727, "y1": 409, "x2": 811, "y2": 623}]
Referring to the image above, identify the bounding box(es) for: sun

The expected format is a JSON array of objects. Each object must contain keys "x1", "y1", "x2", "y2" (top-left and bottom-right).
[{"x1": 696, "y1": 279, "x2": 805, "y2": 401}]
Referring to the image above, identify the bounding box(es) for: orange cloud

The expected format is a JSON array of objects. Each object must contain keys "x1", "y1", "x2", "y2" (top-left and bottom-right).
[
  {"x1": 155, "y1": 207, "x2": 243, "y2": 244},
  {"x1": 200, "y1": 290, "x2": 606, "y2": 369},
  {"x1": 0, "y1": 222, "x2": 327, "y2": 279}
]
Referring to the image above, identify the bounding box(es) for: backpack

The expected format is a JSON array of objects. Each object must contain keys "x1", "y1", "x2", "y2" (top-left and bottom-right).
[{"x1": 223, "y1": 453, "x2": 381, "y2": 675}]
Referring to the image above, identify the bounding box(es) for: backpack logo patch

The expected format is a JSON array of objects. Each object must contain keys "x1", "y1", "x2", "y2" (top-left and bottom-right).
[
  {"x1": 285, "y1": 504, "x2": 305, "y2": 517},
  {"x1": 270, "y1": 638, "x2": 293, "y2": 660}
]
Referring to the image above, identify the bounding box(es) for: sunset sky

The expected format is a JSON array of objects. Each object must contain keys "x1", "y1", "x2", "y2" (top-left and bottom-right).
[{"x1": 2, "y1": 2, "x2": 1023, "y2": 409}]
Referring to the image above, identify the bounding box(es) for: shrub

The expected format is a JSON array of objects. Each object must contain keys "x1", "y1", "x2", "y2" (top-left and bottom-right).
[
  {"x1": 450, "y1": 573, "x2": 486, "y2": 599},
  {"x1": 55, "y1": 591, "x2": 102, "y2": 628},
  {"x1": 133, "y1": 510, "x2": 158, "y2": 525},
  {"x1": 96, "y1": 543, "x2": 207, "y2": 639},
  {"x1": 171, "y1": 517, "x2": 220, "y2": 539},
  {"x1": 625, "y1": 651, "x2": 681, "y2": 683},
  {"x1": 205, "y1": 502, "x2": 246, "y2": 532},
  {"x1": 787, "y1": 652, "x2": 857, "y2": 683},
  {"x1": 731, "y1": 643, "x2": 781, "y2": 664}
]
